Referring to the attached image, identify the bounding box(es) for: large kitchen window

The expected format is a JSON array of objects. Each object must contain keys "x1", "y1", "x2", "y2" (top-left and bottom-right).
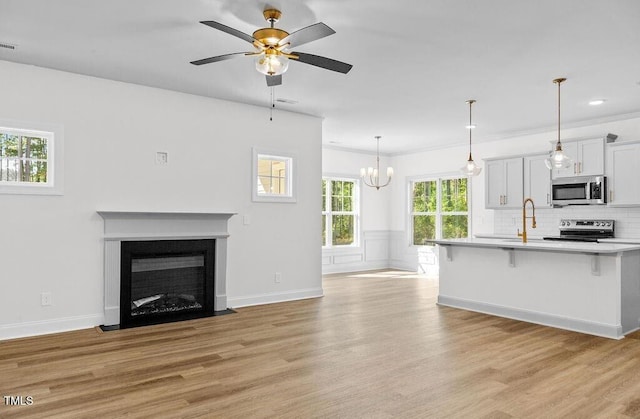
[
  {"x1": 322, "y1": 177, "x2": 359, "y2": 247},
  {"x1": 410, "y1": 176, "x2": 469, "y2": 245}
]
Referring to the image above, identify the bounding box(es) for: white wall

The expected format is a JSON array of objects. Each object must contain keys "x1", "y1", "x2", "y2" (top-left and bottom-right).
[{"x1": 0, "y1": 60, "x2": 322, "y2": 339}]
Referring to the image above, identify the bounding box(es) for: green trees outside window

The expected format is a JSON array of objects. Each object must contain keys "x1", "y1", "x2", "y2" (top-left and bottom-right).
[
  {"x1": 411, "y1": 177, "x2": 469, "y2": 245},
  {"x1": 0, "y1": 133, "x2": 49, "y2": 183},
  {"x1": 322, "y1": 178, "x2": 358, "y2": 247}
]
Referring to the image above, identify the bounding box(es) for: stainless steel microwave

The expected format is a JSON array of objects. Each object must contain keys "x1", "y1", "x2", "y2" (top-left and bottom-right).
[{"x1": 551, "y1": 175, "x2": 606, "y2": 206}]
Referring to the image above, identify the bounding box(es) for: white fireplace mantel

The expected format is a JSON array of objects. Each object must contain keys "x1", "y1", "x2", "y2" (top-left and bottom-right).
[{"x1": 97, "y1": 211, "x2": 236, "y2": 326}]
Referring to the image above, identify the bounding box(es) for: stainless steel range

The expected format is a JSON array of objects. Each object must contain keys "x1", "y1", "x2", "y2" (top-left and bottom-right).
[{"x1": 543, "y1": 219, "x2": 615, "y2": 243}]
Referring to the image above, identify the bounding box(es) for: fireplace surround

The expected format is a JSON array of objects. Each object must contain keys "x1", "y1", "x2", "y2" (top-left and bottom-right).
[{"x1": 98, "y1": 211, "x2": 235, "y2": 328}]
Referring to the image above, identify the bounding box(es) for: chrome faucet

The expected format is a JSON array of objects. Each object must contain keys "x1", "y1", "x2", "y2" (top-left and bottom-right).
[{"x1": 517, "y1": 198, "x2": 537, "y2": 243}]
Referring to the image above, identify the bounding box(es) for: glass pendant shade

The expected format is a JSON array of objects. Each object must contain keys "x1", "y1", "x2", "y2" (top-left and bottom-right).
[
  {"x1": 461, "y1": 156, "x2": 482, "y2": 176},
  {"x1": 460, "y1": 99, "x2": 482, "y2": 176},
  {"x1": 255, "y1": 54, "x2": 289, "y2": 76},
  {"x1": 544, "y1": 143, "x2": 573, "y2": 169},
  {"x1": 545, "y1": 77, "x2": 573, "y2": 170},
  {"x1": 360, "y1": 136, "x2": 393, "y2": 190}
]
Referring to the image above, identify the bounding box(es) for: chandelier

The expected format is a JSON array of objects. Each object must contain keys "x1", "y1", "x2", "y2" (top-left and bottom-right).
[{"x1": 360, "y1": 136, "x2": 393, "y2": 190}]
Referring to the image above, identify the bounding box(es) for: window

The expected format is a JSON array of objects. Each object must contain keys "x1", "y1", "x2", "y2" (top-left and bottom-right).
[
  {"x1": 0, "y1": 121, "x2": 63, "y2": 195},
  {"x1": 0, "y1": 132, "x2": 49, "y2": 183},
  {"x1": 411, "y1": 176, "x2": 469, "y2": 245},
  {"x1": 252, "y1": 148, "x2": 295, "y2": 202},
  {"x1": 322, "y1": 177, "x2": 359, "y2": 247}
]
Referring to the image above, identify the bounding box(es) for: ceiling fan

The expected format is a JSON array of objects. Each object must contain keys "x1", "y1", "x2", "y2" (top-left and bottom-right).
[{"x1": 190, "y1": 8, "x2": 353, "y2": 87}]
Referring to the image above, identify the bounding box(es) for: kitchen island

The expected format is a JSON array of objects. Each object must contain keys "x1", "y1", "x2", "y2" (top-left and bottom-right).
[{"x1": 432, "y1": 238, "x2": 640, "y2": 339}]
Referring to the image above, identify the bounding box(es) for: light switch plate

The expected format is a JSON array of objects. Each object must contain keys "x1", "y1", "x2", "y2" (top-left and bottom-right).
[{"x1": 156, "y1": 152, "x2": 168, "y2": 165}]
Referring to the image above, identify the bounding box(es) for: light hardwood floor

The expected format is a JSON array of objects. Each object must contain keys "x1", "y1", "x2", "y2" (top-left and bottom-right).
[{"x1": 2, "y1": 270, "x2": 640, "y2": 418}]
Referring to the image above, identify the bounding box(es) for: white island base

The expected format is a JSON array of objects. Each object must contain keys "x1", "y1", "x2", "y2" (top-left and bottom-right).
[{"x1": 435, "y1": 239, "x2": 640, "y2": 339}]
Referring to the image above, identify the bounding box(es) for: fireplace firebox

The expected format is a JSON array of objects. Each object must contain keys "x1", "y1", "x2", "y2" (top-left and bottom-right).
[{"x1": 120, "y1": 239, "x2": 215, "y2": 329}]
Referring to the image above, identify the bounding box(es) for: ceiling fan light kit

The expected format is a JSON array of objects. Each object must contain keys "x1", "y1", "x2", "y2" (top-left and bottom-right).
[
  {"x1": 191, "y1": 8, "x2": 352, "y2": 86},
  {"x1": 255, "y1": 53, "x2": 289, "y2": 76}
]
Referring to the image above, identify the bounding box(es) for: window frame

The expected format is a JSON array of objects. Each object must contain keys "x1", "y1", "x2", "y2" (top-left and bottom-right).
[
  {"x1": 252, "y1": 147, "x2": 296, "y2": 203},
  {"x1": 322, "y1": 175, "x2": 360, "y2": 249},
  {"x1": 408, "y1": 173, "x2": 471, "y2": 246},
  {"x1": 0, "y1": 119, "x2": 64, "y2": 195}
]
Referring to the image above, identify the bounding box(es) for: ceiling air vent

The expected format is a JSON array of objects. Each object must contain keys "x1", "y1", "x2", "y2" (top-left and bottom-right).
[
  {"x1": 0, "y1": 42, "x2": 16, "y2": 50},
  {"x1": 276, "y1": 98, "x2": 298, "y2": 105}
]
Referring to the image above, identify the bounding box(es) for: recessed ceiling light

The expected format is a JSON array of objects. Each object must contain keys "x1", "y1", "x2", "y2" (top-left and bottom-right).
[
  {"x1": 588, "y1": 99, "x2": 605, "y2": 106},
  {"x1": 329, "y1": 140, "x2": 341, "y2": 144},
  {"x1": 465, "y1": 124, "x2": 476, "y2": 129}
]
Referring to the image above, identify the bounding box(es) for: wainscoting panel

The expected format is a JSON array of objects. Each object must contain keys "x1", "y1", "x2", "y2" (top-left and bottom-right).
[
  {"x1": 323, "y1": 230, "x2": 425, "y2": 274},
  {"x1": 333, "y1": 254, "x2": 363, "y2": 264},
  {"x1": 364, "y1": 231, "x2": 390, "y2": 261}
]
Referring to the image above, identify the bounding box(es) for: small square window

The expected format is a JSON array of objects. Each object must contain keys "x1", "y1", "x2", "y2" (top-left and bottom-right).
[
  {"x1": 0, "y1": 120, "x2": 63, "y2": 195},
  {"x1": 252, "y1": 148, "x2": 296, "y2": 203}
]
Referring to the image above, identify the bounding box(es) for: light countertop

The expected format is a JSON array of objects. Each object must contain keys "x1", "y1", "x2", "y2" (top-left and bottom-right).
[
  {"x1": 474, "y1": 233, "x2": 640, "y2": 246},
  {"x1": 431, "y1": 237, "x2": 640, "y2": 254}
]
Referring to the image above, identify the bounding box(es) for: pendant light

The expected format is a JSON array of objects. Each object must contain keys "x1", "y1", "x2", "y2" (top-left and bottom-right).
[
  {"x1": 360, "y1": 136, "x2": 393, "y2": 190},
  {"x1": 460, "y1": 99, "x2": 482, "y2": 176},
  {"x1": 545, "y1": 77, "x2": 573, "y2": 170}
]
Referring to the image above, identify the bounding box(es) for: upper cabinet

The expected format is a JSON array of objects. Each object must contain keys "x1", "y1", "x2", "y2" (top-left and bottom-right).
[
  {"x1": 524, "y1": 154, "x2": 552, "y2": 208},
  {"x1": 485, "y1": 157, "x2": 523, "y2": 209},
  {"x1": 606, "y1": 141, "x2": 640, "y2": 207},
  {"x1": 552, "y1": 138, "x2": 605, "y2": 179}
]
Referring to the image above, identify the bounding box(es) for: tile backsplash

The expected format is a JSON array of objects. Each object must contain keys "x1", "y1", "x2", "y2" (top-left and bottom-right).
[{"x1": 493, "y1": 206, "x2": 640, "y2": 238}]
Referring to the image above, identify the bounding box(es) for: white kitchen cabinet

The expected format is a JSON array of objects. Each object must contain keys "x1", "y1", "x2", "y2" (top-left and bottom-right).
[
  {"x1": 524, "y1": 154, "x2": 552, "y2": 208},
  {"x1": 485, "y1": 157, "x2": 523, "y2": 209},
  {"x1": 606, "y1": 140, "x2": 640, "y2": 207},
  {"x1": 552, "y1": 137, "x2": 604, "y2": 178}
]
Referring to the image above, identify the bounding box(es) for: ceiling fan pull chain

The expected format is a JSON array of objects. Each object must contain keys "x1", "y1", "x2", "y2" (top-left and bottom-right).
[{"x1": 270, "y1": 87, "x2": 275, "y2": 121}]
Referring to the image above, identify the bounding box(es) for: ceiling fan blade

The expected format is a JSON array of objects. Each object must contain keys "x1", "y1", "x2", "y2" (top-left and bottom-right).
[
  {"x1": 266, "y1": 75, "x2": 283, "y2": 87},
  {"x1": 190, "y1": 52, "x2": 248, "y2": 66},
  {"x1": 279, "y1": 22, "x2": 335, "y2": 48},
  {"x1": 200, "y1": 21, "x2": 256, "y2": 44},
  {"x1": 291, "y1": 52, "x2": 353, "y2": 74}
]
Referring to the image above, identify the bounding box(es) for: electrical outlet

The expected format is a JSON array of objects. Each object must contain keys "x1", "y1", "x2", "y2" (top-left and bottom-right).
[
  {"x1": 41, "y1": 292, "x2": 52, "y2": 306},
  {"x1": 243, "y1": 215, "x2": 251, "y2": 225},
  {"x1": 274, "y1": 272, "x2": 282, "y2": 283}
]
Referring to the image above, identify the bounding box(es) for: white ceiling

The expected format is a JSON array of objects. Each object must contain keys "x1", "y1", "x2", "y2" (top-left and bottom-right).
[{"x1": 1, "y1": 0, "x2": 639, "y2": 154}]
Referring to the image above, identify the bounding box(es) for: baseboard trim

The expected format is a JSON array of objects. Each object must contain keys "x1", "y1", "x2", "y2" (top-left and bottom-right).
[
  {"x1": 0, "y1": 314, "x2": 104, "y2": 341},
  {"x1": 322, "y1": 261, "x2": 389, "y2": 275},
  {"x1": 389, "y1": 260, "x2": 418, "y2": 272},
  {"x1": 437, "y1": 295, "x2": 624, "y2": 340},
  {"x1": 228, "y1": 287, "x2": 324, "y2": 308}
]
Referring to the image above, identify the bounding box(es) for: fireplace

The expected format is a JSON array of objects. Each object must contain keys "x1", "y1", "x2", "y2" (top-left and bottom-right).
[
  {"x1": 120, "y1": 239, "x2": 215, "y2": 328},
  {"x1": 98, "y1": 211, "x2": 235, "y2": 329}
]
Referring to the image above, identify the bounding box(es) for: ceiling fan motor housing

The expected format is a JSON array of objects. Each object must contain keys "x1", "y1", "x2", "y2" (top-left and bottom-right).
[{"x1": 252, "y1": 28, "x2": 289, "y2": 47}]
